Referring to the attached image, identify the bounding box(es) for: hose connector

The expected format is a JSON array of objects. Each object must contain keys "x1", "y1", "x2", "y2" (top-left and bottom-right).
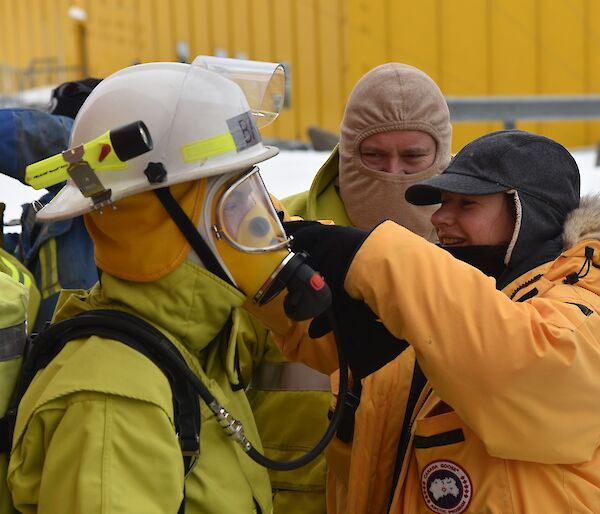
[{"x1": 208, "y1": 400, "x2": 252, "y2": 452}]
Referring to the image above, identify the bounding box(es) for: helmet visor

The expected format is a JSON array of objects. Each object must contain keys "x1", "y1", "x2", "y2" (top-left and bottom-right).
[
  {"x1": 216, "y1": 167, "x2": 289, "y2": 253},
  {"x1": 193, "y1": 55, "x2": 285, "y2": 128}
]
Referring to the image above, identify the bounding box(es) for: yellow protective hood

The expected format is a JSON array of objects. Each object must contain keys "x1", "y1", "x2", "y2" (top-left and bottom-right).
[{"x1": 85, "y1": 180, "x2": 206, "y2": 282}]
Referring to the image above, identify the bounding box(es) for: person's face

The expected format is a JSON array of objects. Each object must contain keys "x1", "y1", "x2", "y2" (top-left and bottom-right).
[
  {"x1": 359, "y1": 130, "x2": 437, "y2": 175},
  {"x1": 221, "y1": 181, "x2": 255, "y2": 239},
  {"x1": 431, "y1": 192, "x2": 515, "y2": 246}
]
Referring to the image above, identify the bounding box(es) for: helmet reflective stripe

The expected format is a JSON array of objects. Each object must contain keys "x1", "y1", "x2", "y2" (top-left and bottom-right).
[
  {"x1": 182, "y1": 131, "x2": 237, "y2": 163},
  {"x1": 182, "y1": 111, "x2": 262, "y2": 164}
]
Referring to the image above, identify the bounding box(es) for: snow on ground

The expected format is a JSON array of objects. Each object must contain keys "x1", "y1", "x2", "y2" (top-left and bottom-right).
[{"x1": 1, "y1": 147, "x2": 599, "y2": 227}]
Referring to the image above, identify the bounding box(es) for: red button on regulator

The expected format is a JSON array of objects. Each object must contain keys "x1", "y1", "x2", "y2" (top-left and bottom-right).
[{"x1": 309, "y1": 273, "x2": 326, "y2": 291}]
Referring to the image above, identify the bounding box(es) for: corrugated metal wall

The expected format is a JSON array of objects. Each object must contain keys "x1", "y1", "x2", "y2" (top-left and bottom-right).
[{"x1": 1, "y1": 0, "x2": 600, "y2": 151}]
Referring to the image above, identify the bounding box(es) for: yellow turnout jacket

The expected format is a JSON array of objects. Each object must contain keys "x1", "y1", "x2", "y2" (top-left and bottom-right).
[{"x1": 8, "y1": 260, "x2": 273, "y2": 514}]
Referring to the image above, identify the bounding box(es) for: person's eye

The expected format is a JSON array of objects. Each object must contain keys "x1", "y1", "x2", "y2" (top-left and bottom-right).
[
  {"x1": 405, "y1": 153, "x2": 426, "y2": 159},
  {"x1": 362, "y1": 151, "x2": 381, "y2": 158}
]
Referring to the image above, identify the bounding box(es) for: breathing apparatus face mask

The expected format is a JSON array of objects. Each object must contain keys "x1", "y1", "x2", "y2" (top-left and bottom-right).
[
  {"x1": 198, "y1": 166, "x2": 330, "y2": 319},
  {"x1": 202, "y1": 166, "x2": 289, "y2": 300}
]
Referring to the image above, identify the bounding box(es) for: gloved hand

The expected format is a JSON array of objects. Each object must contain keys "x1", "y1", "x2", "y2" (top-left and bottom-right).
[{"x1": 284, "y1": 221, "x2": 408, "y2": 378}]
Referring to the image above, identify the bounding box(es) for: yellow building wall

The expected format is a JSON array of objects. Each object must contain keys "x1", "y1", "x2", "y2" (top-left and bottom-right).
[{"x1": 1, "y1": 0, "x2": 600, "y2": 151}]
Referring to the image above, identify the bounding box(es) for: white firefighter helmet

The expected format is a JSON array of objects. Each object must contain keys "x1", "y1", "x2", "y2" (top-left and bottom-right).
[{"x1": 36, "y1": 61, "x2": 279, "y2": 221}]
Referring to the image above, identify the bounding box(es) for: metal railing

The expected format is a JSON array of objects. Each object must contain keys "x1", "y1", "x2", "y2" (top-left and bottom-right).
[
  {"x1": 446, "y1": 95, "x2": 600, "y2": 130},
  {"x1": 0, "y1": 58, "x2": 85, "y2": 109}
]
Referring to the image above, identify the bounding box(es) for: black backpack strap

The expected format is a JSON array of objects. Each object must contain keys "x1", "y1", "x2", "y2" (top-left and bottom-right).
[
  {"x1": 7, "y1": 310, "x2": 200, "y2": 479},
  {"x1": 0, "y1": 413, "x2": 11, "y2": 454},
  {"x1": 327, "y1": 378, "x2": 362, "y2": 443},
  {"x1": 386, "y1": 360, "x2": 429, "y2": 512}
]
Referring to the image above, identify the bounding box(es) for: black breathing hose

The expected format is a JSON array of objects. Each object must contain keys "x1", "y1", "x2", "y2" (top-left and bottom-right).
[
  {"x1": 246, "y1": 308, "x2": 348, "y2": 470},
  {"x1": 72, "y1": 304, "x2": 350, "y2": 471},
  {"x1": 179, "y1": 307, "x2": 349, "y2": 470}
]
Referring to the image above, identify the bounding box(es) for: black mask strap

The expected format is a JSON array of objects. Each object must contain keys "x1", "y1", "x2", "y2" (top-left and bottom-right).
[{"x1": 153, "y1": 186, "x2": 235, "y2": 287}]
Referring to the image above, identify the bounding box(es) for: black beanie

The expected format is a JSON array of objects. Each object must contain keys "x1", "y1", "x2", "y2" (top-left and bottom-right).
[
  {"x1": 406, "y1": 130, "x2": 581, "y2": 286},
  {"x1": 47, "y1": 78, "x2": 102, "y2": 119}
]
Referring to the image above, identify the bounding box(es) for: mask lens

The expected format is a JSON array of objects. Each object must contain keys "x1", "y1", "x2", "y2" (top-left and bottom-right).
[{"x1": 217, "y1": 167, "x2": 288, "y2": 252}]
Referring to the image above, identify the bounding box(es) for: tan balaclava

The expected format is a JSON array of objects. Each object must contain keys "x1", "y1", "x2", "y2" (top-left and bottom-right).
[{"x1": 339, "y1": 63, "x2": 452, "y2": 240}]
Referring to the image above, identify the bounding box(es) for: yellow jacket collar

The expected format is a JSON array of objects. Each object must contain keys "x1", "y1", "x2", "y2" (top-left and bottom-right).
[
  {"x1": 303, "y1": 146, "x2": 352, "y2": 224},
  {"x1": 55, "y1": 259, "x2": 245, "y2": 353}
]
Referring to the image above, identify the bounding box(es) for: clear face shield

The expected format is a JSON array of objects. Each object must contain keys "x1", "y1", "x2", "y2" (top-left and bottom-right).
[
  {"x1": 194, "y1": 55, "x2": 285, "y2": 128},
  {"x1": 181, "y1": 57, "x2": 296, "y2": 304}
]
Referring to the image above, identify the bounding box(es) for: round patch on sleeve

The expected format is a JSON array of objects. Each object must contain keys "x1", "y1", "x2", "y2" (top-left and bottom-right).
[{"x1": 421, "y1": 460, "x2": 472, "y2": 513}]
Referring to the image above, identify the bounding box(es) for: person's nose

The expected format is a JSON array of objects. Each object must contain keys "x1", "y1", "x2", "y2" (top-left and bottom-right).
[
  {"x1": 384, "y1": 156, "x2": 404, "y2": 175},
  {"x1": 431, "y1": 203, "x2": 452, "y2": 228}
]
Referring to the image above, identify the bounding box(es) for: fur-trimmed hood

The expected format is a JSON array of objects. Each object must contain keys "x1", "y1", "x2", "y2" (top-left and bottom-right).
[{"x1": 563, "y1": 194, "x2": 600, "y2": 249}]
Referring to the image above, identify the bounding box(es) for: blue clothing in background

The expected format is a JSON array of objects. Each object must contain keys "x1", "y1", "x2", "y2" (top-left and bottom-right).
[{"x1": 0, "y1": 108, "x2": 98, "y2": 331}]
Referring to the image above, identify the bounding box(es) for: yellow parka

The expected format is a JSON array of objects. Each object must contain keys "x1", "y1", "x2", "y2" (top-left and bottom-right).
[
  {"x1": 8, "y1": 260, "x2": 273, "y2": 514},
  {"x1": 0, "y1": 248, "x2": 40, "y2": 330},
  {"x1": 284, "y1": 146, "x2": 352, "y2": 227},
  {"x1": 257, "y1": 197, "x2": 600, "y2": 513},
  {"x1": 342, "y1": 216, "x2": 600, "y2": 513}
]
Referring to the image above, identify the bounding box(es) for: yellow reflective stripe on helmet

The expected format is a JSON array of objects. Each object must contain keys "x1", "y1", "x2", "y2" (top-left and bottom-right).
[
  {"x1": 0, "y1": 255, "x2": 31, "y2": 289},
  {"x1": 181, "y1": 132, "x2": 236, "y2": 163},
  {"x1": 39, "y1": 239, "x2": 61, "y2": 299}
]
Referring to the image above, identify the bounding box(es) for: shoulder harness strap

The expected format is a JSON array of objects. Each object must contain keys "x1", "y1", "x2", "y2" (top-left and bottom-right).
[
  {"x1": 387, "y1": 360, "x2": 429, "y2": 512},
  {"x1": 3, "y1": 310, "x2": 200, "y2": 478}
]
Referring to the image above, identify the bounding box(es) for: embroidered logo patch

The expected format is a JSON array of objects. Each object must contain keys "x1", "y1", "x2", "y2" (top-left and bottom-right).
[{"x1": 421, "y1": 460, "x2": 472, "y2": 513}]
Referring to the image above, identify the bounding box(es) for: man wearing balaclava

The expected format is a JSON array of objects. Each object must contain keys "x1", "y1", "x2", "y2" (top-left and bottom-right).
[
  {"x1": 258, "y1": 63, "x2": 451, "y2": 514},
  {"x1": 285, "y1": 62, "x2": 451, "y2": 240}
]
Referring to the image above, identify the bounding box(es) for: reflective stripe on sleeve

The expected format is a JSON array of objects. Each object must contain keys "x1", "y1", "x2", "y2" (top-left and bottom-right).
[
  {"x1": 0, "y1": 322, "x2": 26, "y2": 361},
  {"x1": 0, "y1": 255, "x2": 33, "y2": 291},
  {"x1": 39, "y1": 239, "x2": 61, "y2": 299},
  {"x1": 249, "y1": 361, "x2": 330, "y2": 392}
]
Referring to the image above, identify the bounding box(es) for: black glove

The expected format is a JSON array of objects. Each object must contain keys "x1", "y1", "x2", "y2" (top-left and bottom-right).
[{"x1": 284, "y1": 221, "x2": 408, "y2": 378}]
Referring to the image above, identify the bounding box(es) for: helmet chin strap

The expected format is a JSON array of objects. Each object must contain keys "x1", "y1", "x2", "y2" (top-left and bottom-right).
[{"x1": 153, "y1": 186, "x2": 235, "y2": 287}]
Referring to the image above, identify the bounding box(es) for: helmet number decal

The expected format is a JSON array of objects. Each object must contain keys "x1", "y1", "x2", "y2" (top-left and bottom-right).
[{"x1": 227, "y1": 111, "x2": 261, "y2": 152}]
